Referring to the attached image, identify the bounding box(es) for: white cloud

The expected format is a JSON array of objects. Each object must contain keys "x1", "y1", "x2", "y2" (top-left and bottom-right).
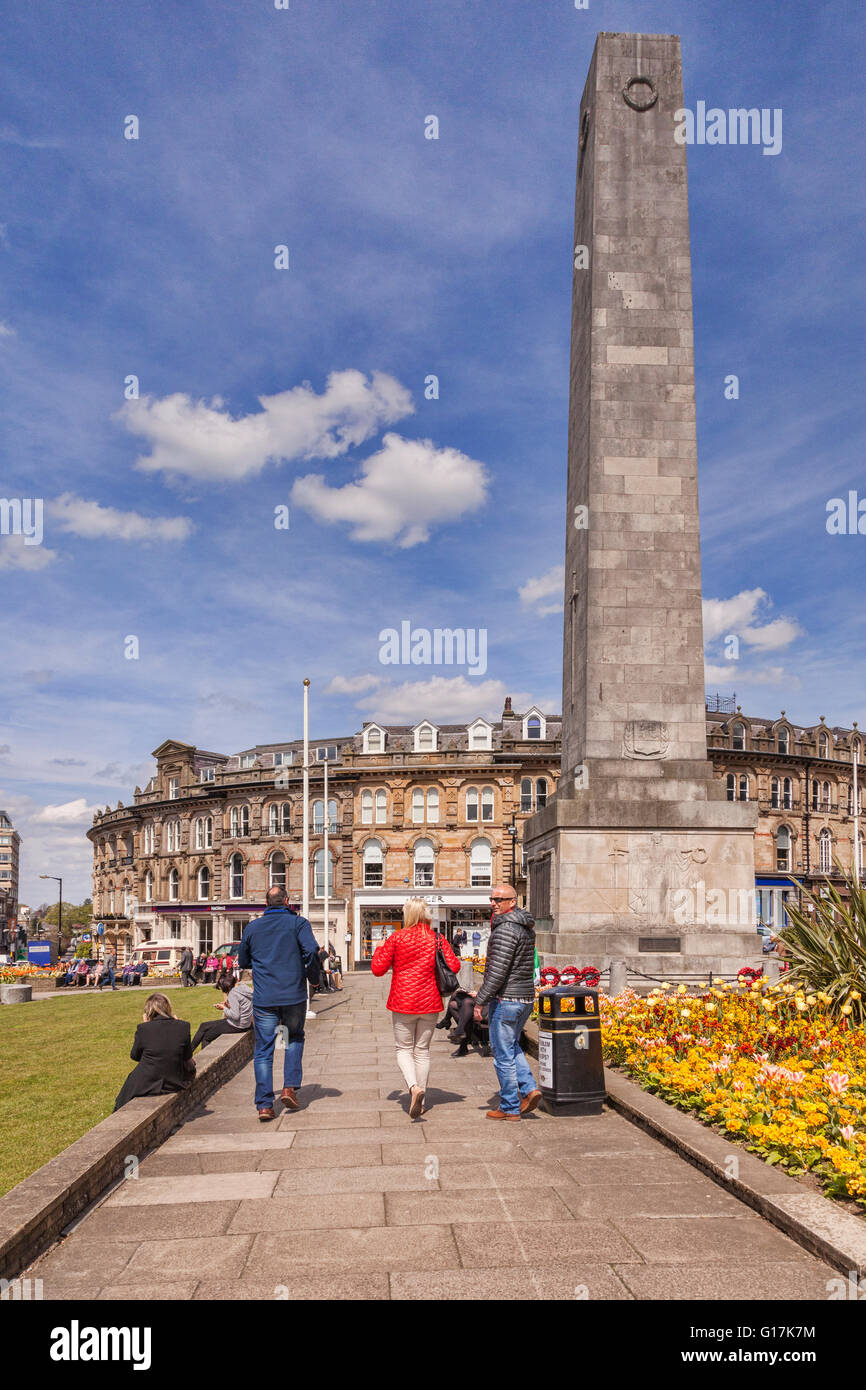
[
  {"x1": 705, "y1": 661, "x2": 797, "y2": 689},
  {"x1": 0, "y1": 535, "x2": 57, "y2": 570},
  {"x1": 0, "y1": 320, "x2": 15, "y2": 339},
  {"x1": 519, "y1": 565, "x2": 564, "y2": 616},
  {"x1": 703, "y1": 589, "x2": 803, "y2": 651},
  {"x1": 119, "y1": 369, "x2": 414, "y2": 483},
  {"x1": 354, "y1": 675, "x2": 536, "y2": 723},
  {"x1": 292, "y1": 433, "x2": 489, "y2": 547},
  {"x1": 50, "y1": 494, "x2": 193, "y2": 543},
  {"x1": 32, "y1": 797, "x2": 98, "y2": 826},
  {"x1": 325, "y1": 674, "x2": 383, "y2": 695}
]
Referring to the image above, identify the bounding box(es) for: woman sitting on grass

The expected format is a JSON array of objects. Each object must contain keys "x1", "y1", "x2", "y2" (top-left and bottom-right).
[{"x1": 113, "y1": 993, "x2": 195, "y2": 1110}]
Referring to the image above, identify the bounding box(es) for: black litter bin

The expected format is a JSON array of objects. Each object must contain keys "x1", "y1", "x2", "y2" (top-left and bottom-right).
[{"x1": 537, "y1": 985, "x2": 606, "y2": 1116}]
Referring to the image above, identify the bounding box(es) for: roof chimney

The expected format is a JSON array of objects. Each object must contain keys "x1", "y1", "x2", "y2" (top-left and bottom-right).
[{"x1": 503, "y1": 696, "x2": 513, "y2": 715}]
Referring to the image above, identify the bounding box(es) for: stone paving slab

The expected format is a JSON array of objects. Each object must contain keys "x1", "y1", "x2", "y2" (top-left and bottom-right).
[{"x1": 24, "y1": 975, "x2": 841, "y2": 1301}]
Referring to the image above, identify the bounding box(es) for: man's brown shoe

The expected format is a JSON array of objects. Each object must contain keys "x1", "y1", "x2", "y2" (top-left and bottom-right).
[
  {"x1": 258, "y1": 1107, "x2": 275, "y2": 1122},
  {"x1": 486, "y1": 1109, "x2": 521, "y2": 1121},
  {"x1": 520, "y1": 1089, "x2": 543, "y2": 1115},
  {"x1": 280, "y1": 1087, "x2": 300, "y2": 1111}
]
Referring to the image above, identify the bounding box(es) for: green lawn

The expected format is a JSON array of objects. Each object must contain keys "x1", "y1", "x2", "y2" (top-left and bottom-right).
[{"x1": 0, "y1": 988, "x2": 225, "y2": 1197}]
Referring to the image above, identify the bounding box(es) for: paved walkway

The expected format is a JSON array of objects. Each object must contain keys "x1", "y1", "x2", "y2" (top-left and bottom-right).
[{"x1": 28, "y1": 975, "x2": 837, "y2": 1300}]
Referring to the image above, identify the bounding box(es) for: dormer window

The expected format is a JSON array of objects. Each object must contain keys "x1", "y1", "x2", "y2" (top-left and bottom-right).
[
  {"x1": 777, "y1": 727, "x2": 789, "y2": 755},
  {"x1": 732, "y1": 722, "x2": 745, "y2": 751},
  {"x1": 200, "y1": 767, "x2": 215, "y2": 783},
  {"x1": 523, "y1": 709, "x2": 546, "y2": 741},
  {"x1": 468, "y1": 720, "x2": 492, "y2": 751},
  {"x1": 240, "y1": 755, "x2": 255, "y2": 769},
  {"x1": 414, "y1": 723, "x2": 437, "y2": 753},
  {"x1": 273, "y1": 751, "x2": 292, "y2": 768},
  {"x1": 364, "y1": 726, "x2": 385, "y2": 754},
  {"x1": 168, "y1": 777, "x2": 179, "y2": 800}
]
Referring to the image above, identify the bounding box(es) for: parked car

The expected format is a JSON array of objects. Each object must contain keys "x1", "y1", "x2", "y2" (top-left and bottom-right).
[{"x1": 214, "y1": 941, "x2": 242, "y2": 972}]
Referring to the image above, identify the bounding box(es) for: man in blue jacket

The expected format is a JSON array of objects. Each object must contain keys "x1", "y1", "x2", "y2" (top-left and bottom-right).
[{"x1": 237, "y1": 885, "x2": 322, "y2": 1121}]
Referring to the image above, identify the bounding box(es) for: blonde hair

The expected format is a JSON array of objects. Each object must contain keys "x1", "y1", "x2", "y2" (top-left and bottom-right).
[
  {"x1": 403, "y1": 897, "x2": 431, "y2": 930},
  {"x1": 143, "y1": 992, "x2": 174, "y2": 1021},
  {"x1": 238, "y1": 969, "x2": 252, "y2": 985}
]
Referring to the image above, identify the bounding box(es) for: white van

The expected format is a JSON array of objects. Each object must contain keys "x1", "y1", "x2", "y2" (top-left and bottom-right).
[{"x1": 130, "y1": 941, "x2": 190, "y2": 971}]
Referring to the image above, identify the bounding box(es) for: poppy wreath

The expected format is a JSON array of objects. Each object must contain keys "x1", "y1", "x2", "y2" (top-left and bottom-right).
[
  {"x1": 577, "y1": 966, "x2": 601, "y2": 989},
  {"x1": 539, "y1": 967, "x2": 561, "y2": 987},
  {"x1": 737, "y1": 965, "x2": 763, "y2": 983}
]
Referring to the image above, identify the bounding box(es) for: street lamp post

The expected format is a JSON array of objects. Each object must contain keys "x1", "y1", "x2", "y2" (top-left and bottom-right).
[
  {"x1": 39, "y1": 874, "x2": 62, "y2": 958},
  {"x1": 508, "y1": 814, "x2": 518, "y2": 901}
]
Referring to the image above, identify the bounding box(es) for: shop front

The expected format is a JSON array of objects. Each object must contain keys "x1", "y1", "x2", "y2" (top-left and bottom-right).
[{"x1": 353, "y1": 888, "x2": 494, "y2": 967}]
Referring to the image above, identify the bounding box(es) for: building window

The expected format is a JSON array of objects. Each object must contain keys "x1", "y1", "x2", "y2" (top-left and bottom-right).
[
  {"x1": 818, "y1": 732, "x2": 829, "y2": 757},
  {"x1": 777, "y1": 727, "x2": 789, "y2": 754},
  {"x1": 229, "y1": 853, "x2": 245, "y2": 898},
  {"x1": 783, "y1": 777, "x2": 792, "y2": 810},
  {"x1": 273, "y1": 751, "x2": 292, "y2": 767},
  {"x1": 732, "y1": 722, "x2": 745, "y2": 751},
  {"x1": 269, "y1": 851, "x2": 287, "y2": 890},
  {"x1": 144, "y1": 870, "x2": 153, "y2": 902},
  {"x1": 413, "y1": 839, "x2": 434, "y2": 888},
  {"x1": 520, "y1": 778, "x2": 533, "y2": 812},
  {"x1": 165, "y1": 821, "x2": 181, "y2": 852},
  {"x1": 240, "y1": 755, "x2": 255, "y2": 769},
  {"x1": 823, "y1": 781, "x2": 831, "y2": 811},
  {"x1": 200, "y1": 767, "x2": 215, "y2": 783},
  {"x1": 363, "y1": 840, "x2": 383, "y2": 887},
  {"x1": 268, "y1": 803, "x2": 292, "y2": 835},
  {"x1": 316, "y1": 745, "x2": 338, "y2": 762},
  {"x1": 739, "y1": 774, "x2": 749, "y2": 802},
  {"x1": 771, "y1": 777, "x2": 780, "y2": 809},
  {"x1": 168, "y1": 777, "x2": 179, "y2": 800},
  {"x1": 481, "y1": 786, "x2": 494, "y2": 822},
  {"x1": 168, "y1": 918, "x2": 181, "y2": 941},
  {"x1": 524, "y1": 712, "x2": 545, "y2": 740},
  {"x1": 313, "y1": 849, "x2": 334, "y2": 898},
  {"x1": 194, "y1": 816, "x2": 213, "y2": 851},
  {"x1": 466, "y1": 787, "x2": 479, "y2": 822},
  {"x1": 197, "y1": 865, "x2": 211, "y2": 900},
  {"x1": 469, "y1": 838, "x2": 492, "y2": 888},
  {"x1": 312, "y1": 800, "x2": 338, "y2": 834},
  {"x1": 811, "y1": 782, "x2": 819, "y2": 812},
  {"x1": 230, "y1": 805, "x2": 249, "y2": 837},
  {"x1": 364, "y1": 726, "x2": 384, "y2": 754},
  {"x1": 375, "y1": 789, "x2": 387, "y2": 824},
  {"x1": 169, "y1": 868, "x2": 179, "y2": 901},
  {"x1": 412, "y1": 789, "x2": 424, "y2": 824},
  {"x1": 469, "y1": 722, "x2": 491, "y2": 750},
  {"x1": 415, "y1": 723, "x2": 436, "y2": 752},
  {"x1": 143, "y1": 823, "x2": 154, "y2": 854},
  {"x1": 361, "y1": 790, "x2": 373, "y2": 825},
  {"x1": 427, "y1": 788, "x2": 439, "y2": 823},
  {"x1": 536, "y1": 778, "x2": 548, "y2": 809},
  {"x1": 819, "y1": 829, "x2": 832, "y2": 874},
  {"x1": 776, "y1": 826, "x2": 791, "y2": 873}
]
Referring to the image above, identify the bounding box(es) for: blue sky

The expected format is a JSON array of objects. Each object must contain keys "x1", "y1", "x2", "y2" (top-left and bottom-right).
[{"x1": 1, "y1": 0, "x2": 863, "y2": 904}]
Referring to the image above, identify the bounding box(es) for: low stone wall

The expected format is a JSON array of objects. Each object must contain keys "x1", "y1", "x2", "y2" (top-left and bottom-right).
[{"x1": 0, "y1": 1027, "x2": 254, "y2": 1280}]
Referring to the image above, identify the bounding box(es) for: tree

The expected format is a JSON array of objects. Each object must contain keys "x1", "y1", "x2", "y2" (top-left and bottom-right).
[{"x1": 42, "y1": 900, "x2": 93, "y2": 930}]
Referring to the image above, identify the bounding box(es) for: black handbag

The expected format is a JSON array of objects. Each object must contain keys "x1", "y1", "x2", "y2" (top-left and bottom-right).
[{"x1": 432, "y1": 931, "x2": 459, "y2": 996}]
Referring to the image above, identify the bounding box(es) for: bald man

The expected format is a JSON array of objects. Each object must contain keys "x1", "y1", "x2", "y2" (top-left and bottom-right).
[{"x1": 474, "y1": 884, "x2": 541, "y2": 1119}]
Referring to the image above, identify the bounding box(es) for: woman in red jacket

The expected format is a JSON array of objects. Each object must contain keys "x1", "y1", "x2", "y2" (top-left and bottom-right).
[{"x1": 371, "y1": 897, "x2": 460, "y2": 1118}]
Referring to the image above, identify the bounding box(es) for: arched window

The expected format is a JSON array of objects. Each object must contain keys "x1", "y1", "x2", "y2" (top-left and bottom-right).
[
  {"x1": 427, "y1": 788, "x2": 439, "y2": 823},
  {"x1": 375, "y1": 789, "x2": 387, "y2": 824},
  {"x1": 229, "y1": 852, "x2": 244, "y2": 899},
  {"x1": 823, "y1": 781, "x2": 831, "y2": 811},
  {"x1": 466, "y1": 787, "x2": 479, "y2": 823},
  {"x1": 366, "y1": 726, "x2": 383, "y2": 753},
  {"x1": 777, "y1": 727, "x2": 789, "y2": 754},
  {"x1": 313, "y1": 800, "x2": 324, "y2": 833},
  {"x1": 776, "y1": 826, "x2": 791, "y2": 872},
  {"x1": 527, "y1": 716, "x2": 541, "y2": 740},
  {"x1": 143, "y1": 823, "x2": 154, "y2": 854},
  {"x1": 361, "y1": 790, "x2": 373, "y2": 825},
  {"x1": 169, "y1": 868, "x2": 179, "y2": 902},
  {"x1": 726, "y1": 773, "x2": 735, "y2": 802},
  {"x1": 416, "y1": 724, "x2": 435, "y2": 752},
  {"x1": 783, "y1": 777, "x2": 793, "y2": 810},
  {"x1": 268, "y1": 804, "x2": 279, "y2": 835},
  {"x1": 313, "y1": 849, "x2": 334, "y2": 899},
  {"x1": 281, "y1": 803, "x2": 291, "y2": 834},
  {"x1": 739, "y1": 774, "x2": 749, "y2": 802},
  {"x1": 469, "y1": 838, "x2": 492, "y2": 887},
  {"x1": 536, "y1": 778, "x2": 548, "y2": 809},
  {"x1": 197, "y1": 865, "x2": 210, "y2": 900},
  {"x1": 819, "y1": 828, "x2": 832, "y2": 873},
  {"x1": 269, "y1": 851, "x2": 287, "y2": 890},
  {"x1": 811, "y1": 782, "x2": 820, "y2": 812},
  {"x1": 770, "y1": 777, "x2": 780, "y2": 808},
  {"x1": 520, "y1": 778, "x2": 533, "y2": 813},
  {"x1": 481, "y1": 786, "x2": 494, "y2": 822},
  {"x1": 194, "y1": 816, "x2": 212, "y2": 851},
  {"x1": 732, "y1": 722, "x2": 745, "y2": 750},
  {"x1": 412, "y1": 789, "x2": 424, "y2": 824},
  {"x1": 819, "y1": 732, "x2": 829, "y2": 757},
  {"x1": 858, "y1": 833, "x2": 865, "y2": 880},
  {"x1": 363, "y1": 840, "x2": 383, "y2": 887},
  {"x1": 413, "y1": 839, "x2": 435, "y2": 888},
  {"x1": 854, "y1": 738, "x2": 862, "y2": 763},
  {"x1": 230, "y1": 805, "x2": 249, "y2": 837},
  {"x1": 144, "y1": 869, "x2": 153, "y2": 902}
]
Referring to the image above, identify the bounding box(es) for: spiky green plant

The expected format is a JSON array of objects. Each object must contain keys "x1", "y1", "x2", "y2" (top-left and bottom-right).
[{"x1": 778, "y1": 864, "x2": 866, "y2": 1024}]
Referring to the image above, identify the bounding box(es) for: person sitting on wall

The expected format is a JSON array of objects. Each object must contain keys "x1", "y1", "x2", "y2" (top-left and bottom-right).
[
  {"x1": 114, "y1": 993, "x2": 195, "y2": 1110},
  {"x1": 192, "y1": 969, "x2": 254, "y2": 1051}
]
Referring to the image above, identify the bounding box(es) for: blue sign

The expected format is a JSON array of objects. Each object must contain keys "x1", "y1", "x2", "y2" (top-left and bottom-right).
[
  {"x1": 28, "y1": 940, "x2": 54, "y2": 965},
  {"x1": 96, "y1": 923, "x2": 105, "y2": 936}
]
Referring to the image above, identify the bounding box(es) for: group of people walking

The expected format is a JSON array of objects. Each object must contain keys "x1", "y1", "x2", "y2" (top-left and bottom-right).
[{"x1": 113, "y1": 881, "x2": 541, "y2": 1124}]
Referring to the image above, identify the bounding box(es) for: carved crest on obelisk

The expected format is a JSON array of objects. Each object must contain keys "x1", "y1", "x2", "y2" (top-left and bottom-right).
[{"x1": 623, "y1": 719, "x2": 670, "y2": 760}]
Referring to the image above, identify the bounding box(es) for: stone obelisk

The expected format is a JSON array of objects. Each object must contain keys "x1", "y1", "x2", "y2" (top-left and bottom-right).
[{"x1": 524, "y1": 32, "x2": 758, "y2": 976}]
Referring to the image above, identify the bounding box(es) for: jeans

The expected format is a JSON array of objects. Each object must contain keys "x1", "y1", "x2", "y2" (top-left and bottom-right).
[
  {"x1": 488, "y1": 998, "x2": 537, "y2": 1115},
  {"x1": 252, "y1": 1002, "x2": 306, "y2": 1110}
]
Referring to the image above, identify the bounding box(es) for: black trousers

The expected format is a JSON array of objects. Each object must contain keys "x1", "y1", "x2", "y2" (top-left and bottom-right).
[{"x1": 191, "y1": 1019, "x2": 245, "y2": 1051}]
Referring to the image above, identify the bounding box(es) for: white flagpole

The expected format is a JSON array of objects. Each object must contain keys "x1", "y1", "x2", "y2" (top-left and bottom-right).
[
  {"x1": 303, "y1": 678, "x2": 314, "y2": 1019},
  {"x1": 854, "y1": 742, "x2": 861, "y2": 881}
]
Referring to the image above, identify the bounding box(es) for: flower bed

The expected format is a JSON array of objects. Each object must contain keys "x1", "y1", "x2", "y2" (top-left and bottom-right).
[{"x1": 601, "y1": 979, "x2": 866, "y2": 1208}]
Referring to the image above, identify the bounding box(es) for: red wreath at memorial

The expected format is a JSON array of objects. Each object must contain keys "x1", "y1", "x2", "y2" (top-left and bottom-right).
[
  {"x1": 538, "y1": 966, "x2": 601, "y2": 989},
  {"x1": 736, "y1": 966, "x2": 763, "y2": 983}
]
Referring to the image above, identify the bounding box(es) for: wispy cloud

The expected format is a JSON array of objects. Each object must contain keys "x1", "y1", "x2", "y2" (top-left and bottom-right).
[
  {"x1": 519, "y1": 566, "x2": 564, "y2": 616},
  {"x1": 49, "y1": 494, "x2": 193, "y2": 543}
]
